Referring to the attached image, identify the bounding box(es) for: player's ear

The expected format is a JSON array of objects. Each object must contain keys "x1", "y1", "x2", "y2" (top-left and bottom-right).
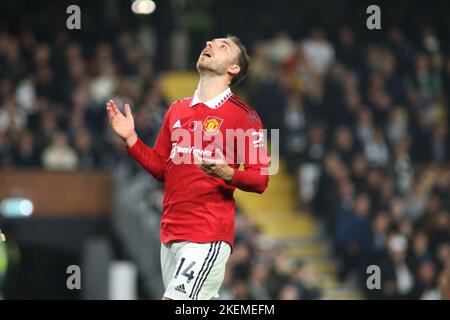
[{"x1": 227, "y1": 64, "x2": 240, "y2": 77}]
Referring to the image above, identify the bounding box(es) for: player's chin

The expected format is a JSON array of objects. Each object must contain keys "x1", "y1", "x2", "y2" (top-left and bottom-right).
[{"x1": 196, "y1": 60, "x2": 208, "y2": 70}]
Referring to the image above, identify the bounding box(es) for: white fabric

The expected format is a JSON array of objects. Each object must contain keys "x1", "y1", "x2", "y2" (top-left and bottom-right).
[
  {"x1": 189, "y1": 88, "x2": 232, "y2": 109},
  {"x1": 41, "y1": 146, "x2": 79, "y2": 170},
  {"x1": 302, "y1": 39, "x2": 335, "y2": 74},
  {"x1": 395, "y1": 263, "x2": 414, "y2": 295},
  {"x1": 161, "y1": 241, "x2": 231, "y2": 300},
  {"x1": 108, "y1": 261, "x2": 137, "y2": 300}
]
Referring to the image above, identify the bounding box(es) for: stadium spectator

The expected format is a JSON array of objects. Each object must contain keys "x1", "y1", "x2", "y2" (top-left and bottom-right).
[
  {"x1": 302, "y1": 28, "x2": 335, "y2": 75},
  {"x1": 12, "y1": 130, "x2": 40, "y2": 167},
  {"x1": 335, "y1": 193, "x2": 372, "y2": 281},
  {"x1": 73, "y1": 129, "x2": 97, "y2": 169},
  {"x1": 41, "y1": 131, "x2": 79, "y2": 170}
]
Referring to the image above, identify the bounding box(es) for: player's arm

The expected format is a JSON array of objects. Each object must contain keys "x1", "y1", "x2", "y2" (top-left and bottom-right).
[
  {"x1": 228, "y1": 156, "x2": 269, "y2": 194},
  {"x1": 199, "y1": 118, "x2": 270, "y2": 194},
  {"x1": 228, "y1": 118, "x2": 269, "y2": 194},
  {"x1": 106, "y1": 100, "x2": 168, "y2": 181}
]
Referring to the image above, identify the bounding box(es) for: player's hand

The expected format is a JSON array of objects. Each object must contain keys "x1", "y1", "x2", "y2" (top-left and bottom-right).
[
  {"x1": 194, "y1": 148, "x2": 235, "y2": 182},
  {"x1": 106, "y1": 99, "x2": 138, "y2": 147}
]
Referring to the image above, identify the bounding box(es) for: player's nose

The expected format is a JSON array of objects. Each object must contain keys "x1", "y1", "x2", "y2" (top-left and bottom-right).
[{"x1": 206, "y1": 41, "x2": 213, "y2": 48}]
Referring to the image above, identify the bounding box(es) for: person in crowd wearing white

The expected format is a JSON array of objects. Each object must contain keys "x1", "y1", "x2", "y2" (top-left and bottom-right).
[{"x1": 42, "y1": 131, "x2": 79, "y2": 170}]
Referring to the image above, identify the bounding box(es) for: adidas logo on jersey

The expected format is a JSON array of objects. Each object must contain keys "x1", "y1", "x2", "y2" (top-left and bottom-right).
[
  {"x1": 173, "y1": 119, "x2": 181, "y2": 128},
  {"x1": 174, "y1": 284, "x2": 186, "y2": 294}
]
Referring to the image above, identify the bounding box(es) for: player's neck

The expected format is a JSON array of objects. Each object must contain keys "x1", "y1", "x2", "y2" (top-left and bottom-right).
[{"x1": 196, "y1": 75, "x2": 230, "y2": 102}]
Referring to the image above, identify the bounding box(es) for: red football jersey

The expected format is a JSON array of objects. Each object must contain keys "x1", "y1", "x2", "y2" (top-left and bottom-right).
[{"x1": 126, "y1": 88, "x2": 269, "y2": 248}]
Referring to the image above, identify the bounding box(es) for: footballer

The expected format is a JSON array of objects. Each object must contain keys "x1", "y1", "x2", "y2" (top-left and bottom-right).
[{"x1": 106, "y1": 35, "x2": 269, "y2": 300}]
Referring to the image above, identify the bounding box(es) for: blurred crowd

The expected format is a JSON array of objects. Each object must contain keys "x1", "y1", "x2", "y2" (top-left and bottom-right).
[
  {"x1": 245, "y1": 27, "x2": 450, "y2": 299},
  {"x1": 1, "y1": 24, "x2": 450, "y2": 300},
  {"x1": 0, "y1": 30, "x2": 166, "y2": 171},
  {"x1": 218, "y1": 212, "x2": 322, "y2": 300}
]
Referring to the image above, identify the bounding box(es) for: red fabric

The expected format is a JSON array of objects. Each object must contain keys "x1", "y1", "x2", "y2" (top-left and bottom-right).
[{"x1": 126, "y1": 94, "x2": 269, "y2": 248}]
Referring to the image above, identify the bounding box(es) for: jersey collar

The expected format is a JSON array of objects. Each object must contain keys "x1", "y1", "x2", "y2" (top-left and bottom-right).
[{"x1": 189, "y1": 87, "x2": 232, "y2": 109}]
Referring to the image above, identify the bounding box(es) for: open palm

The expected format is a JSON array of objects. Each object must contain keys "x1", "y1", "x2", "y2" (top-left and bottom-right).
[{"x1": 106, "y1": 99, "x2": 137, "y2": 146}]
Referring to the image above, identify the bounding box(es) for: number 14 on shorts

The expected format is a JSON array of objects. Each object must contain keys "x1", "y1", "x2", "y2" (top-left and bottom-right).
[{"x1": 174, "y1": 258, "x2": 196, "y2": 283}]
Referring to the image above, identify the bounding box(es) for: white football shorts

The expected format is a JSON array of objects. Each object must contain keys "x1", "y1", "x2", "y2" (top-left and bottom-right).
[{"x1": 160, "y1": 240, "x2": 231, "y2": 300}]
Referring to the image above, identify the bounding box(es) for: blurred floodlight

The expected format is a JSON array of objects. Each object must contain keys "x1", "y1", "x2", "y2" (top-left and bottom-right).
[
  {"x1": 131, "y1": 0, "x2": 156, "y2": 15},
  {"x1": 0, "y1": 198, "x2": 34, "y2": 218}
]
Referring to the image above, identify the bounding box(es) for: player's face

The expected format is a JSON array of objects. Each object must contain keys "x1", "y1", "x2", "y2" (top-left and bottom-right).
[{"x1": 196, "y1": 38, "x2": 240, "y2": 78}]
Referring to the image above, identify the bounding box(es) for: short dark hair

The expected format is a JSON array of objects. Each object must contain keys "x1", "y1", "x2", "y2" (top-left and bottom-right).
[{"x1": 227, "y1": 35, "x2": 250, "y2": 87}]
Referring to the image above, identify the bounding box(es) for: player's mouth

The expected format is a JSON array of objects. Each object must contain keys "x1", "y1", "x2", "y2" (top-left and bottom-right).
[{"x1": 202, "y1": 50, "x2": 213, "y2": 58}]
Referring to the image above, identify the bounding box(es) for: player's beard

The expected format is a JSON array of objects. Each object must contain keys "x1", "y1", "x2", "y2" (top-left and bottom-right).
[{"x1": 196, "y1": 57, "x2": 228, "y2": 78}]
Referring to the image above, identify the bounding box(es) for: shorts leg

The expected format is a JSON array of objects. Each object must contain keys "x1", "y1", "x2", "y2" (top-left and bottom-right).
[
  {"x1": 163, "y1": 241, "x2": 231, "y2": 300},
  {"x1": 160, "y1": 242, "x2": 178, "y2": 290},
  {"x1": 194, "y1": 241, "x2": 231, "y2": 300}
]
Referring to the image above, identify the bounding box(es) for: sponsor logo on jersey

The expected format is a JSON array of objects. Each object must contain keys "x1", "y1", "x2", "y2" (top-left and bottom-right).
[{"x1": 169, "y1": 143, "x2": 213, "y2": 159}]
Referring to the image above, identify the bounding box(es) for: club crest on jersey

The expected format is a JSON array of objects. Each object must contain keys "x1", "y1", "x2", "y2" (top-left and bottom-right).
[{"x1": 202, "y1": 116, "x2": 223, "y2": 134}]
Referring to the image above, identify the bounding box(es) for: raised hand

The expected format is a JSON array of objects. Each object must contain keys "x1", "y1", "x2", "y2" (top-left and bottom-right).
[{"x1": 106, "y1": 100, "x2": 138, "y2": 147}]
